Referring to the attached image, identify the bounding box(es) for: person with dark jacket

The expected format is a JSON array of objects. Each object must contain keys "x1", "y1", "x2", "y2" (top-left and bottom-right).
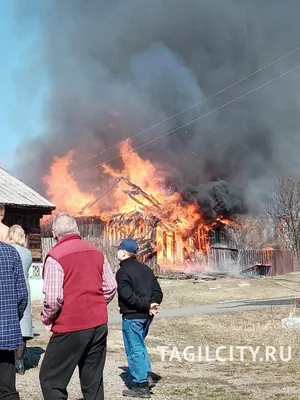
[{"x1": 115, "y1": 238, "x2": 163, "y2": 398}]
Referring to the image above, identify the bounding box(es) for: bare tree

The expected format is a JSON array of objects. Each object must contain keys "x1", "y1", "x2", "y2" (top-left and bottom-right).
[
  {"x1": 266, "y1": 176, "x2": 300, "y2": 258},
  {"x1": 225, "y1": 216, "x2": 280, "y2": 250}
]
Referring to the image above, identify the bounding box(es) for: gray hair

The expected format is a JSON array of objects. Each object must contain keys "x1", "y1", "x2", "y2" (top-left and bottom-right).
[{"x1": 52, "y1": 212, "x2": 79, "y2": 239}]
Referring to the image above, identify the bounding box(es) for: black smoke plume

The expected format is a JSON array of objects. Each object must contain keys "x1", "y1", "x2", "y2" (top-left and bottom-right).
[{"x1": 11, "y1": 0, "x2": 300, "y2": 219}]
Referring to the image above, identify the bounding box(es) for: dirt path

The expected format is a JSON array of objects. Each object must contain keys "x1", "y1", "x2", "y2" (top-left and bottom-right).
[{"x1": 32, "y1": 295, "x2": 298, "y2": 333}]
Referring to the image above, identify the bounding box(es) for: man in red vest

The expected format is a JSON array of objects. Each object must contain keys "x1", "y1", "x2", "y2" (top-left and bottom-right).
[{"x1": 39, "y1": 212, "x2": 117, "y2": 400}]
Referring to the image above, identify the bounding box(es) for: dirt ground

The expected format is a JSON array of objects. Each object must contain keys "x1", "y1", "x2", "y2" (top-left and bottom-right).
[
  {"x1": 31, "y1": 273, "x2": 300, "y2": 321},
  {"x1": 18, "y1": 307, "x2": 300, "y2": 399},
  {"x1": 159, "y1": 273, "x2": 300, "y2": 307}
]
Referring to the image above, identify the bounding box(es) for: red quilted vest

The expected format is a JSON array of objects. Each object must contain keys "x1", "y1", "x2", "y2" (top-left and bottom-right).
[{"x1": 44, "y1": 234, "x2": 107, "y2": 333}]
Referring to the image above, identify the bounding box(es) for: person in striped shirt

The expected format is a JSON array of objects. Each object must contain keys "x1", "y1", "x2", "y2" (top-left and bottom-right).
[{"x1": 39, "y1": 213, "x2": 117, "y2": 400}]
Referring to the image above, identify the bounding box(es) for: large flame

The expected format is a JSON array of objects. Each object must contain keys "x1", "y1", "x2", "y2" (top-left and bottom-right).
[
  {"x1": 43, "y1": 151, "x2": 97, "y2": 216},
  {"x1": 43, "y1": 140, "x2": 233, "y2": 271},
  {"x1": 101, "y1": 140, "x2": 202, "y2": 235}
]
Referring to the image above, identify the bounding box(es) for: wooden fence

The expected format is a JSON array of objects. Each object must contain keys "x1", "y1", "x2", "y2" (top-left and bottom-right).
[
  {"x1": 207, "y1": 247, "x2": 239, "y2": 274},
  {"x1": 238, "y1": 249, "x2": 299, "y2": 275},
  {"x1": 41, "y1": 237, "x2": 300, "y2": 276},
  {"x1": 207, "y1": 247, "x2": 299, "y2": 276}
]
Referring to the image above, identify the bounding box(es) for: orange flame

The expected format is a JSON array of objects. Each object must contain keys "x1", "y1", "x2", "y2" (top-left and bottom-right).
[
  {"x1": 43, "y1": 140, "x2": 234, "y2": 270},
  {"x1": 101, "y1": 140, "x2": 202, "y2": 235},
  {"x1": 43, "y1": 151, "x2": 97, "y2": 216}
]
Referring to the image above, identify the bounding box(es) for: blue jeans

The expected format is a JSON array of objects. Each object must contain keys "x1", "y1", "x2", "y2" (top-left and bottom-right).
[{"x1": 122, "y1": 318, "x2": 152, "y2": 384}]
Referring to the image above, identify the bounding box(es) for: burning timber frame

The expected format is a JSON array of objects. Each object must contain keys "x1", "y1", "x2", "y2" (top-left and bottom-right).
[
  {"x1": 41, "y1": 177, "x2": 231, "y2": 269},
  {"x1": 74, "y1": 176, "x2": 232, "y2": 270},
  {"x1": 40, "y1": 176, "x2": 300, "y2": 275},
  {"x1": 47, "y1": 177, "x2": 290, "y2": 274}
]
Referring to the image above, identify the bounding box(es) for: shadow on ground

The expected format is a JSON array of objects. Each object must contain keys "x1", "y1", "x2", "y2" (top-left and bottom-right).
[
  {"x1": 119, "y1": 366, "x2": 162, "y2": 389},
  {"x1": 222, "y1": 297, "x2": 298, "y2": 310},
  {"x1": 24, "y1": 346, "x2": 45, "y2": 371}
]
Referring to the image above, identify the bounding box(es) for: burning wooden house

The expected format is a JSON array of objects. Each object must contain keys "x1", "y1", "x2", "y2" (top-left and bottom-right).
[
  {"x1": 44, "y1": 176, "x2": 231, "y2": 272},
  {"x1": 38, "y1": 141, "x2": 300, "y2": 276},
  {"x1": 101, "y1": 178, "x2": 233, "y2": 271},
  {"x1": 0, "y1": 167, "x2": 55, "y2": 260},
  {"x1": 41, "y1": 176, "x2": 232, "y2": 271},
  {"x1": 40, "y1": 142, "x2": 235, "y2": 271}
]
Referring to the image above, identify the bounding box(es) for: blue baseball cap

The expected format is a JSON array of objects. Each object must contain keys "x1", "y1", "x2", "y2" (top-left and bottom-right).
[{"x1": 115, "y1": 238, "x2": 139, "y2": 253}]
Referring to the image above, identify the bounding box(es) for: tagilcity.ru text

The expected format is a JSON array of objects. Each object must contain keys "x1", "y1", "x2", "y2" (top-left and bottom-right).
[{"x1": 157, "y1": 345, "x2": 292, "y2": 363}]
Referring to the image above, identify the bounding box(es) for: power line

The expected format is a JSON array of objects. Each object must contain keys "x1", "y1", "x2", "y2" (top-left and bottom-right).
[
  {"x1": 69, "y1": 45, "x2": 300, "y2": 170},
  {"x1": 37, "y1": 55, "x2": 300, "y2": 194},
  {"x1": 69, "y1": 61, "x2": 300, "y2": 178}
]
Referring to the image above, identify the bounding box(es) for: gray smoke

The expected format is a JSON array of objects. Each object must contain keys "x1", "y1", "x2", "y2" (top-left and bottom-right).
[{"x1": 12, "y1": 0, "x2": 300, "y2": 219}]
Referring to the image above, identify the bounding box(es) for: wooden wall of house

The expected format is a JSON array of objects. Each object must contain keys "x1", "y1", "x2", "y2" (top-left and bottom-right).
[
  {"x1": 75, "y1": 217, "x2": 104, "y2": 238},
  {"x1": 3, "y1": 206, "x2": 50, "y2": 261},
  {"x1": 4, "y1": 208, "x2": 40, "y2": 233}
]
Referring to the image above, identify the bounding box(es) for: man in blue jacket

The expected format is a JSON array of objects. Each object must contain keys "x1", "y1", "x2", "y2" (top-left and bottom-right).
[
  {"x1": 115, "y1": 238, "x2": 163, "y2": 398},
  {"x1": 0, "y1": 241, "x2": 28, "y2": 399}
]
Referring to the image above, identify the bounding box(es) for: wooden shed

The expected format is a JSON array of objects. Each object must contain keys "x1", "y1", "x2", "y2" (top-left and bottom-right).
[{"x1": 0, "y1": 167, "x2": 55, "y2": 261}]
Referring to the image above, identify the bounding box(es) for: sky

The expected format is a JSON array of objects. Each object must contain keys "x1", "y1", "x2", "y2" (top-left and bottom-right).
[{"x1": 0, "y1": 1, "x2": 43, "y2": 172}]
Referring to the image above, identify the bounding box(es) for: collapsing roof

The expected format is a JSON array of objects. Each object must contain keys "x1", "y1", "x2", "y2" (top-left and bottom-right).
[
  {"x1": 0, "y1": 167, "x2": 55, "y2": 210},
  {"x1": 78, "y1": 177, "x2": 229, "y2": 269}
]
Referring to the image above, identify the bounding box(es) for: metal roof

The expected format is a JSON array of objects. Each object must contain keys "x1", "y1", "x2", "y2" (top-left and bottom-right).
[{"x1": 0, "y1": 168, "x2": 55, "y2": 209}]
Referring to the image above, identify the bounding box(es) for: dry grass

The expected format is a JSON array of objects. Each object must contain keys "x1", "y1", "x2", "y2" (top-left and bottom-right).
[
  {"x1": 19, "y1": 307, "x2": 300, "y2": 399},
  {"x1": 109, "y1": 273, "x2": 300, "y2": 313},
  {"x1": 156, "y1": 274, "x2": 300, "y2": 308},
  {"x1": 144, "y1": 307, "x2": 300, "y2": 399},
  {"x1": 31, "y1": 273, "x2": 300, "y2": 318}
]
